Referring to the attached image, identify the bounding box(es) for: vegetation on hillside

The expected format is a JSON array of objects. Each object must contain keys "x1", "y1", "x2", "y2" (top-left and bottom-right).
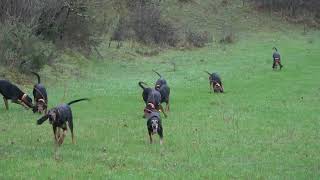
[
  {"x1": 0, "y1": 0, "x2": 319, "y2": 73},
  {"x1": 249, "y1": 0, "x2": 320, "y2": 28},
  {"x1": 0, "y1": 30, "x2": 320, "y2": 179}
]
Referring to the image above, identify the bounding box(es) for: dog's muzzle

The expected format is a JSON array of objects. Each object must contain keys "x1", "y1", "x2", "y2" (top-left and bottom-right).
[
  {"x1": 151, "y1": 119, "x2": 158, "y2": 134},
  {"x1": 49, "y1": 119, "x2": 53, "y2": 124},
  {"x1": 152, "y1": 127, "x2": 158, "y2": 134}
]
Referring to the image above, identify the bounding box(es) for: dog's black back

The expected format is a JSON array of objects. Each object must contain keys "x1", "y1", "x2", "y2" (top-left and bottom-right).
[
  {"x1": 0, "y1": 80, "x2": 24, "y2": 100},
  {"x1": 210, "y1": 73, "x2": 222, "y2": 86},
  {"x1": 153, "y1": 70, "x2": 170, "y2": 108},
  {"x1": 31, "y1": 72, "x2": 48, "y2": 113},
  {"x1": 37, "y1": 103, "x2": 72, "y2": 128},
  {"x1": 37, "y1": 98, "x2": 89, "y2": 127},
  {"x1": 139, "y1": 82, "x2": 152, "y2": 105},
  {"x1": 158, "y1": 84, "x2": 170, "y2": 104},
  {"x1": 211, "y1": 73, "x2": 224, "y2": 93},
  {"x1": 33, "y1": 84, "x2": 48, "y2": 101},
  {"x1": 31, "y1": 72, "x2": 48, "y2": 101},
  {"x1": 147, "y1": 89, "x2": 161, "y2": 109},
  {"x1": 52, "y1": 104, "x2": 72, "y2": 128},
  {"x1": 155, "y1": 78, "x2": 167, "y2": 88},
  {"x1": 153, "y1": 70, "x2": 167, "y2": 88}
]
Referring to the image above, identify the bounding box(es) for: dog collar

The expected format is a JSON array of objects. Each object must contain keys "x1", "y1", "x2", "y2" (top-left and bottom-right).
[
  {"x1": 147, "y1": 103, "x2": 155, "y2": 109},
  {"x1": 38, "y1": 99, "x2": 45, "y2": 103},
  {"x1": 22, "y1": 94, "x2": 27, "y2": 100}
]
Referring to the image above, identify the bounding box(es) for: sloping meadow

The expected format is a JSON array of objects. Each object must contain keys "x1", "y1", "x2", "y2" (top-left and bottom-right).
[{"x1": 0, "y1": 29, "x2": 320, "y2": 178}]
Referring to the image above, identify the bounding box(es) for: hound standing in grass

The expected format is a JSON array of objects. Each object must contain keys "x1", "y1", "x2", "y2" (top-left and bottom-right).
[
  {"x1": 138, "y1": 81, "x2": 167, "y2": 118},
  {"x1": 144, "y1": 103, "x2": 164, "y2": 145},
  {"x1": 272, "y1": 47, "x2": 283, "y2": 70},
  {"x1": 205, "y1": 71, "x2": 224, "y2": 93},
  {"x1": 153, "y1": 70, "x2": 170, "y2": 112},
  {"x1": 31, "y1": 72, "x2": 48, "y2": 114},
  {"x1": 36, "y1": 98, "x2": 89, "y2": 158}
]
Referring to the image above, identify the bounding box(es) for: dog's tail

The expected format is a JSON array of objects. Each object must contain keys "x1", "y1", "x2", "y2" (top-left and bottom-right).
[
  {"x1": 67, "y1": 98, "x2": 89, "y2": 106},
  {"x1": 152, "y1": 70, "x2": 162, "y2": 78},
  {"x1": 204, "y1": 71, "x2": 211, "y2": 76},
  {"x1": 138, "y1": 81, "x2": 148, "y2": 90},
  {"x1": 273, "y1": 47, "x2": 278, "y2": 51},
  {"x1": 37, "y1": 114, "x2": 49, "y2": 125},
  {"x1": 31, "y1": 71, "x2": 41, "y2": 84}
]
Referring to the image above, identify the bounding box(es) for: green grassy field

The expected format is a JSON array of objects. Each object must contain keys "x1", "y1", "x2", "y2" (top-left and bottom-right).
[{"x1": 1, "y1": 27, "x2": 320, "y2": 179}]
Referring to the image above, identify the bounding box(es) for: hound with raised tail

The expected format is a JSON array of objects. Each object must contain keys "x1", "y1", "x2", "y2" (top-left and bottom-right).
[
  {"x1": 205, "y1": 71, "x2": 224, "y2": 93},
  {"x1": 31, "y1": 72, "x2": 48, "y2": 114}
]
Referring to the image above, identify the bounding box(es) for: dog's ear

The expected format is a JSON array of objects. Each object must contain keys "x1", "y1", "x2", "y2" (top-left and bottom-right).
[{"x1": 37, "y1": 114, "x2": 49, "y2": 125}]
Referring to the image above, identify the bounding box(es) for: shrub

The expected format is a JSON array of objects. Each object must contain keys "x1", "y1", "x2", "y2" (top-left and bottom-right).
[
  {"x1": 109, "y1": 16, "x2": 133, "y2": 48},
  {"x1": 0, "y1": 22, "x2": 56, "y2": 71},
  {"x1": 0, "y1": 0, "x2": 104, "y2": 53},
  {"x1": 249, "y1": 0, "x2": 320, "y2": 27},
  {"x1": 153, "y1": 20, "x2": 180, "y2": 46},
  {"x1": 186, "y1": 30, "x2": 213, "y2": 47},
  {"x1": 219, "y1": 32, "x2": 235, "y2": 44},
  {"x1": 35, "y1": 1, "x2": 102, "y2": 53},
  {"x1": 126, "y1": 0, "x2": 180, "y2": 46},
  {"x1": 178, "y1": 0, "x2": 193, "y2": 3},
  {"x1": 219, "y1": 25, "x2": 235, "y2": 44}
]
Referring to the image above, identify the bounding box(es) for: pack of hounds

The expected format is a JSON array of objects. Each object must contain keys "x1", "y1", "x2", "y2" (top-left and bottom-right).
[{"x1": 0, "y1": 47, "x2": 283, "y2": 153}]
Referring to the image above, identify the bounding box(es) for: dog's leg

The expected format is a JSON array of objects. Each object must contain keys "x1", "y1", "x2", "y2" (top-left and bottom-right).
[
  {"x1": 53, "y1": 126, "x2": 58, "y2": 143},
  {"x1": 149, "y1": 132, "x2": 153, "y2": 144},
  {"x1": 55, "y1": 128, "x2": 66, "y2": 146},
  {"x1": 160, "y1": 138, "x2": 163, "y2": 145},
  {"x1": 54, "y1": 142, "x2": 59, "y2": 160},
  {"x1": 159, "y1": 128, "x2": 163, "y2": 145},
  {"x1": 68, "y1": 120, "x2": 75, "y2": 144},
  {"x1": 58, "y1": 130, "x2": 67, "y2": 145},
  {"x1": 272, "y1": 61, "x2": 276, "y2": 70},
  {"x1": 159, "y1": 105, "x2": 167, "y2": 118},
  {"x1": 165, "y1": 102, "x2": 169, "y2": 112},
  {"x1": 44, "y1": 103, "x2": 48, "y2": 114},
  {"x1": 54, "y1": 127, "x2": 60, "y2": 160},
  {"x1": 108, "y1": 40, "x2": 112, "y2": 48},
  {"x1": 56, "y1": 128, "x2": 62, "y2": 145},
  {"x1": 3, "y1": 97, "x2": 8, "y2": 110}
]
